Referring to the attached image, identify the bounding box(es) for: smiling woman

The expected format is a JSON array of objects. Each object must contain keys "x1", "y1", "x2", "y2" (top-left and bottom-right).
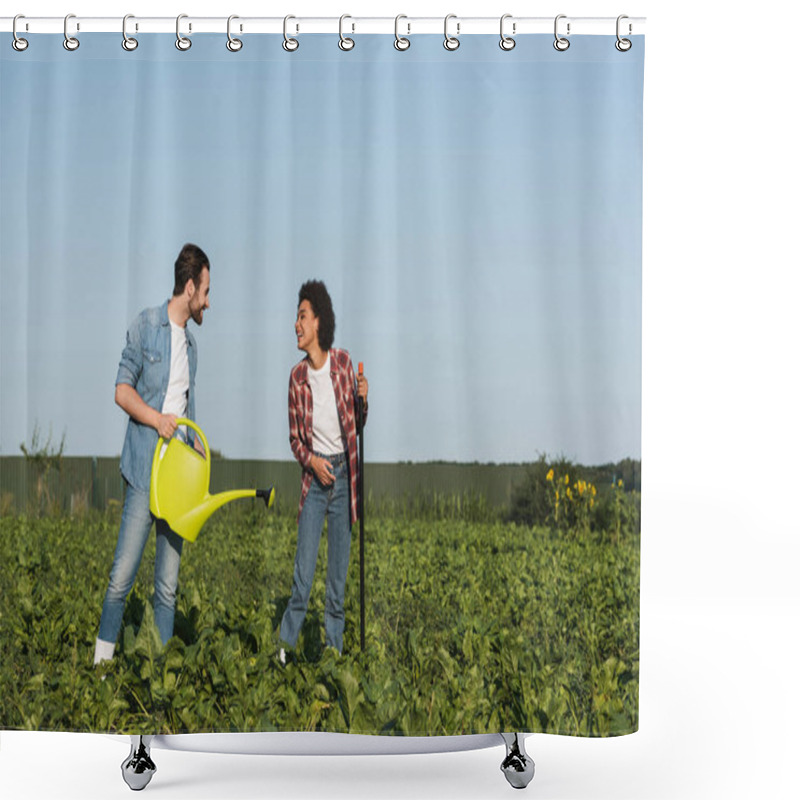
[{"x1": 280, "y1": 280, "x2": 369, "y2": 661}]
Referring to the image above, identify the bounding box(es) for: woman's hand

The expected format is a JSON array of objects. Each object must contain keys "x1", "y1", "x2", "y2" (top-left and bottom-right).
[
  {"x1": 311, "y1": 455, "x2": 335, "y2": 486},
  {"x1": 357, "y1": 373, "x2": 368, "y2": 402}
]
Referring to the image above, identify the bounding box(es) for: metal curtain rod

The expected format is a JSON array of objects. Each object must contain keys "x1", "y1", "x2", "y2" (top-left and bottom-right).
[{"x1": 1, "y1": 16, "x2": 645, "y2": 36}]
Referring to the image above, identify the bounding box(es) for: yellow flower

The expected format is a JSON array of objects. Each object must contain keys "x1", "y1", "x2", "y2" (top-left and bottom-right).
[
  {"x1": 592, "y1": 485, "x2": 597, "y2": 496},
  {"x1": 566, "y1": 488, "x2": 572, "y2": 499},
  {"x1": 565, "y1": 474, "x2": 569, "y2": 485},
  {"x1": 555, "y1": 490, "x2": 559, "y2": 501},
  {"x1": 618, "y1": 479, "x2": 624, "y2": 488},
  {"x1": 546, "y1": 468, "x2": 554, "y2": 482},
  {"x1": 590, "y1": 498, "x2": 595, "y2": 508}
]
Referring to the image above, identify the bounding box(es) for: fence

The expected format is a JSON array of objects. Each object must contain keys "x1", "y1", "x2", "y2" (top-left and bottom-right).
[
  {"x1": 1, "y1": 456, "x2": 532, "y2": 515},
  {"x1": 1, "y1": 456, "x2": 641, "y2": 517}
]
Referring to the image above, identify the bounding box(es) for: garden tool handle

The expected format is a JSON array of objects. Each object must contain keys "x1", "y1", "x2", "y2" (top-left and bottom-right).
[
  {"x1": 356, "y1": 362, "x2": 365, "y2": 434},
  {"x1": 357, "y1": 361, "x2": 365, "y2": 651}
]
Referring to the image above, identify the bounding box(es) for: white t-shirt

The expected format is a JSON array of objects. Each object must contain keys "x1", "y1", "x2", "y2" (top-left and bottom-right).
[
  {"x1": 162, "y1": 320, "x2": 190, "y2": 441},
  {"x1": 308, "y1": 354, "x2": 344, "y2": 455}
]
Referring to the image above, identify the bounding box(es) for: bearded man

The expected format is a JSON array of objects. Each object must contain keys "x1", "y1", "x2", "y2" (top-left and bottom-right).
[{"x1": 94, "y1": 243, "x2": 211, "y2": 664}]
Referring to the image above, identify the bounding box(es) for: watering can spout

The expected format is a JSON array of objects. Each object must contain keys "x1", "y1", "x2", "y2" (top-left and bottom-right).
[
  {"x1": 166, "y1": 486, "x2": 274, "y2": 542},
  {"x1": 150, "y1": 418, "x2": 276, "y2": 542},
  {"x1": 196, "y1": 486, "x2": 276, "y2": 520},
  {"x1": 203, "y1": 487, "x2": 270, "y2": 516},
  {"x1": 256, "y1": 488, "x2": 276, "y2": 509}
]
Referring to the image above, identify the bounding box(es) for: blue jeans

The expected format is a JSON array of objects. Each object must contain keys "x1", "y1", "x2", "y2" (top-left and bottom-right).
[
  {"x1": 98, "y1": 482, "x2": 184, "y2": 646},
  {"x1": 280, "y1": 453, "x2": 352, "y2": 653}
]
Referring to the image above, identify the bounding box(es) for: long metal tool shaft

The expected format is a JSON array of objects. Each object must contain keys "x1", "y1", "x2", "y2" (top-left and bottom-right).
[
  {"x1": 356, "y1": 361, "x2": 367, "y2": 653},
  {"x1": 357, "y1": 364, "x2": 366, "y2": 651}
]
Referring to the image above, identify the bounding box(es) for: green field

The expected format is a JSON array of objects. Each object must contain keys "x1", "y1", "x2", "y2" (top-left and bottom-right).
[{"x1": 0, "y1": 483, "x2": 639, "y2": 737}]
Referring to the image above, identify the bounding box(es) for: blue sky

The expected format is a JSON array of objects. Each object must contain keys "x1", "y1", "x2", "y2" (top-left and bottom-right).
[{"x1": 0, "y1": 33, "x2": 643, "y2": 464}]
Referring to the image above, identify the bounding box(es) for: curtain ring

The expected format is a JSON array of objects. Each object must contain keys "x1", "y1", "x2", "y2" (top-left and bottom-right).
[
  {"x1": 283, "y1": 15, "x2": 299, "y2": 51},
  {"x1": 122, "y1": 15, "x2": 138, "y2": 51},
  {"x1": 394, "y1": 15, "x2": 410, "y2": 51},
  {"x1": 12, "y1": 15, "x2": 29, "y2": 52},
  {"x1": 176, "y1": 14, "x2": 191, "y2": 51},
  {"x1": 443, "y1": 14, "x2": 460, "y2": 51},
  {"x1": 339, "y1": 14, "x2": 355, "y2": 51},
  {"x1": 553, "y1": 14, "x2": 570, "y2": 51},
  {"x1": 615, "y1": 15, "x2": 632, "y2": 52},
  {"x1": 63, "y1": 14, "x2": 80, "y2": 51},
  {"x1": 227, "y1": 15, "x2": 243, "y2": 51},
  {"x1": 499, "y1": 14, "x2": 516, "y2": 51}
]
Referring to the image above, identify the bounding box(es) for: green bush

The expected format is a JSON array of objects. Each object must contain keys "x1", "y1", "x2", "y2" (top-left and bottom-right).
[
  {"x1": 508, "y1": 457, "x2": 641, "y2": 541},
  {"x1": 507, "y1": 456, "x2": 572, "y2": 527}
]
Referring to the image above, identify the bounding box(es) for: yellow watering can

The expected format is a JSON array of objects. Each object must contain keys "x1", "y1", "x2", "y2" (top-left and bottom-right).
[{"x1": 150, "y1": 418, "x2": 275, "y2": 542}]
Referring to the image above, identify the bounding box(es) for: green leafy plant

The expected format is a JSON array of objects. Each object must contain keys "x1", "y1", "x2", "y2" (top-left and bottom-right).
[
  {"x1": 0, "y1": 484, "x2": 639, "y2": 737},
  {"x1": 19, "y1": 423, "x2": 66, "y2": 515}
]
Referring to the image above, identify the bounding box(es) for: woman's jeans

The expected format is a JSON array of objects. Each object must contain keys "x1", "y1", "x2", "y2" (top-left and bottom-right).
[
  {"x1": 280, "y1": 453, "x2": 352, "y2": 653},
  {"x1": 98, "y1": 482, "x2": 183, "y2": 646}
]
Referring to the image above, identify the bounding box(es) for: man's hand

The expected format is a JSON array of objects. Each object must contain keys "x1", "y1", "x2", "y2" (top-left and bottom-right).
[
  {"x1": 116, "y1": 383, "x2": 178, "y2": 437},
  {"x1": 157, "y1": 413, "x2": 178, "y2": 440},
  {"x1": 311, "y1": 455, "x2": 335, "y2": 486}
]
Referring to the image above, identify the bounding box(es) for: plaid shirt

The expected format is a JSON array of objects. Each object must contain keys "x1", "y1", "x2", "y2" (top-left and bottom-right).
[{"x1": 288, "y1": 348, "x2": 367, "y2": 525}]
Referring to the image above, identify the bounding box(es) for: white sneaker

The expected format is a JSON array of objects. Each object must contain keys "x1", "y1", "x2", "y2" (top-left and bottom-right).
[
  {"x1": 93, "y1": 638, "x2": 115, "y2": 665},
  {"x1": 279, "y1": 647, "x2": 286, "y2": 666},
  {"x1": 94, "y1": 638, "x2": 115, "y2": 680}
]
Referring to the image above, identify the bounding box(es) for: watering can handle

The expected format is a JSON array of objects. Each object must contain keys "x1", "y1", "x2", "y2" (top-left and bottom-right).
[
  {"x1": 172, "y1": 417, "x2": 210, "y2": 460},
  {"x1": 153, "y1": 417, "x2": 211, "y2": 463}
]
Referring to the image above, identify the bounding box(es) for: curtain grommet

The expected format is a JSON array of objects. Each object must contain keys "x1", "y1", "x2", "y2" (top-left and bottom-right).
[
  {"x1": 122, "y1": 15, "x2": 138, "y2": 51},
  {"x1": 176, "y1": 14, "x2": 192, "y2": 51},
  {"x1": 553, "y1": 15, "x2": 570, "y2": 52},
  {"x1": 394, "y1": 15, "x2": 410, "y2": 51},
  {"x1": 338, "y1": 15, "x2": 355, "y2": 51},
  {"x1": 226, "y1": 15, "x2": 243, "y2": 52},
  {"x1": 443, "y1": 14, "x2": 460, "y2": 51},
  {"x1": 12, "y1": 15, "x2": 29, "y2": 51},
  {"x1": 63, "y1": 14, "x2": 80, "y2": 51},
  {"x1": 283, "y1": 15, "x2": 299, "y2": 52},
  {"x1": 499, "y1": 14, "x2": 516, "y2": 51}
]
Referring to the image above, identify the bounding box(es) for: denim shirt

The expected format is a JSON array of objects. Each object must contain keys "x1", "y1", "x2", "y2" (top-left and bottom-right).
[{"x1": 116, "y1": 299, "x2": 197, "y2": 492}]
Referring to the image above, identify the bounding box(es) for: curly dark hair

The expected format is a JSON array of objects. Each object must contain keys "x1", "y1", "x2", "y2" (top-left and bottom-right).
[
  {"x1": 298, "y1": 280, "x2": 335, "y2": 351},
  {"x1": 173, "y1": 243, "x2": 210, "y2": 296}
]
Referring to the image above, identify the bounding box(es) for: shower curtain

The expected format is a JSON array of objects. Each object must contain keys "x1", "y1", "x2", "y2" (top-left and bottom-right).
[{"x1": 0, "y1": 27, "x2": 643, "y2": 739}]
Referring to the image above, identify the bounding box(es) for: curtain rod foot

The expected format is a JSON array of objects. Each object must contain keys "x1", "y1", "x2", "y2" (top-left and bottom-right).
[
  {"x1": 121, "y1": 735, "x2": 156, "y2": 791},
  {"x1": 500, "y1": 733, "x2": 535, "y2": 789}
]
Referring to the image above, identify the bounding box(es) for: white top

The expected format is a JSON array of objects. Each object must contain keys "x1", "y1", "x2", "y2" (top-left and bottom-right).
[
  {"x1": 308, "y1": 354, "x2": 344, "y2": 456},
  {"x1": 162, "y1": 320, "x2": 190, "y2": 441}
]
